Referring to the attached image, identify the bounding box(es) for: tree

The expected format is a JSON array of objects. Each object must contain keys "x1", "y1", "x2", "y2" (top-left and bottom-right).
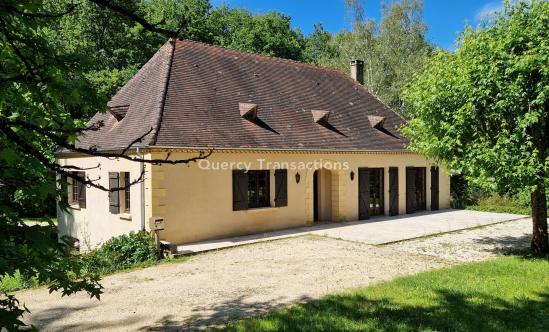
[
  {"x1": 207, "y1": 5, "x2": 306, "y2": 61},
  {"x1": 403, "y1": 0, "x2": 548, "y2": 255},
  {"x1": 308, "y1": 0, "x2": 431, "y2": 113},
  {"x1": 0, "y1": 0, "x2": 213, "y2": 328}
]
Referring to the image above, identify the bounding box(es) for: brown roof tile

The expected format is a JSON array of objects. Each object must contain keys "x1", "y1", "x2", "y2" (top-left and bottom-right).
[{"x1": 74, "y1": 39, "x2": 407, "y2": 152}]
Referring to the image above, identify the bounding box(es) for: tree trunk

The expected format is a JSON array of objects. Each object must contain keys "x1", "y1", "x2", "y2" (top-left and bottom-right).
[{"x1": 531, "y1": 186, "x2": 549, "y2": 256}]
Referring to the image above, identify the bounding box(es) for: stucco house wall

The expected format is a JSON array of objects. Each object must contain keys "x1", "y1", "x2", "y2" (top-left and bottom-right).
[
  {"x1": 57, "y1": 150, "x2": 450, "y2": 248},
  {"x1": 149, "y1": 150, "x2": 450, "y2": 245},
  {"x1": 57, "y1": 154, "x2": 152, "y2": 250}
]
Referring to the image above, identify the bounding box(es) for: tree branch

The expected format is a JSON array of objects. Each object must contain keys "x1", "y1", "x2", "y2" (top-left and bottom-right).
[{"x1": 88, "y1": 0, "x2": 179, "y2": 38}]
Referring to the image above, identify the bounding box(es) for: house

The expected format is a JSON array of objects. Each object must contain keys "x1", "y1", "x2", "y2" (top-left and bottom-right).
[{"x1": 56, "y1": 39, "x2": 450, "y2": 250}]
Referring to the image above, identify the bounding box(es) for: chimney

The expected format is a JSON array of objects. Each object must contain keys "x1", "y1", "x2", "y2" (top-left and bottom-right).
[{"x1": 350, "y1": 59, "x2": 364, "y2": 85}]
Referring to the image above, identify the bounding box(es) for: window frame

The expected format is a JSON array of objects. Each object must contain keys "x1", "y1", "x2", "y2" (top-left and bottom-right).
[
  {"x1": 67, "y1": 171, "x2": 86, "y2": 208},
  {"x1": 247, "y1": 170, "x2": 270, "y2": 209},
  {"x1": 123, "y1": 172, "x2": 131, "y2": 213},
  {"x1": 71, "y1": 177, "x2": 79, "y2": 204}
]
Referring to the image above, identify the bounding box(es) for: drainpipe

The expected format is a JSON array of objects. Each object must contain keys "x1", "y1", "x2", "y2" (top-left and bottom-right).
[{"x1": 136, "y1": 147, "x2": 146, "y2": 231}]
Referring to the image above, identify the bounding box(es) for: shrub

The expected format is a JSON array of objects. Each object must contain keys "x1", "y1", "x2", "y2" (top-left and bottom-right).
[
  {"x1": 83, "y1": 231, "x2": 157, "y2": 275},
  {"x1": 467, "y1": 194, "x2": 532, "y2": 215},
  {"x1": 0, "y1": 270, "x2": 39, "y2": 292}
]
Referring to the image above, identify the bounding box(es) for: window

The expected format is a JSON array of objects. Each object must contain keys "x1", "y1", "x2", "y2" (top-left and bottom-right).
[
  {"x1": 109, "y1": 172, "x2": 131, "y2": 214},
  {"x1": 247, "y1": 170, "x2": 270, "y2": 208},
  {"x1": 68, "y1": 171, "x2": 86, "y2": 208},
  {"x1": 71, "y1": 177, "x2": 79, "y2": 203},
  {"x1": 232, "y1": 170, "x2": 273, "y2": 211},
  {"x1": 123, "y1": 172, "x2": 131, "y2": 213}
]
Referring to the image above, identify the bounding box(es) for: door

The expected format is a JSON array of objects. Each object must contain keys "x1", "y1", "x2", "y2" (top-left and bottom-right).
[
  {"x1": 358, "y1": 168, "x2": 370, "y2": 220},
  {"x1": 368, "y1": 168, "x2": 384, "y2": 216},
  {"x1": 430, "y1": 166, "x2": 439, "y2": 210},
  {"x1": 407, "y1": 167, "x2": 427, "y2": 213},
  {"x1": 389, "y1": 167, "x2": 399, "y2": 216},
  {"x1": 406, "y1": 167, "x2": 416, "y2": 214}
]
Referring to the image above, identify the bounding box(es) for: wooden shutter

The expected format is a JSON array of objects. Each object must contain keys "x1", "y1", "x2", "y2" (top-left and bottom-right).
[
  {"x1": 77, "y1": 172, "x2": 86, "y2": 208},
  {"x1": 274, "y1": 169, "x2": 288, "y2": 207},
  {"x1": 406, "y1": 167, "x2": 416, "y2": 214},
  {"x1": 389, "y1": 167, "x2": 399, "y2": 216},
  {"x1": 358, "y1": 168, "x2": 370, "y2": 220},
  {"x1": 430, "y1": 166, "x2": 439, "y2": 211},
  {"x1": 109, "y1": 172, "x2": 120, "y2": 214},
  {"x1": 232, "y1": 170, "x2": 248, "y2": 211},
  {"x1": 59, "y1": 174, "x2": 68, "y2": 204}
]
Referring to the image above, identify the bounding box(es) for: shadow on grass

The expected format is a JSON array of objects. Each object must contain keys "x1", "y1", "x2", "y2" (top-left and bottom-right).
[{"x1": 218, "y1": 288, "x2": 549, "y2": 332}]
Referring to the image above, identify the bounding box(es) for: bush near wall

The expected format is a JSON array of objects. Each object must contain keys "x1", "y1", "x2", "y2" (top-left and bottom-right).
[
  {"x1": 82, "y1": 231, "x2": 157, "y2": 275},
  {"x1": 451, "y1": 174, "x2": 548, "y2": 215}
]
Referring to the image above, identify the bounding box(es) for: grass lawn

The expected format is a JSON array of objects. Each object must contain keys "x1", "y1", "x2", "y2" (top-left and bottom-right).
[{"x1": 222, "y1": 256, "x2": 549, "y2": 332}]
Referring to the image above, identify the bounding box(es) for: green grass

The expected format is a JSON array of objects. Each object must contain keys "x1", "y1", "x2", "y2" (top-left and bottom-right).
[{"x1": 222, "y1": 256, "x2": 549, "y2": 332}]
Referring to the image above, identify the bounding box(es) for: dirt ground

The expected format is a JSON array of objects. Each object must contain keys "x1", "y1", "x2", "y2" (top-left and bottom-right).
[{"x1": 16, "y1": 218, "x2": 531, "y2": 331}]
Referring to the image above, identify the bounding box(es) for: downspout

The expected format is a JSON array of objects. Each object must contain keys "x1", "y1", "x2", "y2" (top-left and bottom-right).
[{"x1": 137, "y1": 147, "x2": 146, "y2": 231}]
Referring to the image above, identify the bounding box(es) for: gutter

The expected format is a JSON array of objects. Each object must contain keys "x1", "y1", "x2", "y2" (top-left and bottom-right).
[{"x1": 136, "y1": 147, "x2": 146, "y2": 231}]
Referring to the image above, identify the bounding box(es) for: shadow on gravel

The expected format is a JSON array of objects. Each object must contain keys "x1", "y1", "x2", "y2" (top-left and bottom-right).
[
  {"x1": 141, "y1": 295, "x2": 313, "y2": 331},
  {"x1": 472, "y1": 233, "x2": 531, "y2": 256},
  {"x1": 28, "y1": 303, "x2": 146, "y2": 332}
]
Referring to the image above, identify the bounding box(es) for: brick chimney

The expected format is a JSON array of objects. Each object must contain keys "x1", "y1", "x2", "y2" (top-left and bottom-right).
[{"x1": 350, "y1": 60, "x2": 364, "y2": 85}]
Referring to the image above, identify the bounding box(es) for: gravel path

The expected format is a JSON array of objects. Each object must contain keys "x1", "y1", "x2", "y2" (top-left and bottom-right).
[
  {"x1": 16, "y1": 218, "x2": 532, "y2": 331},
  {"x1": 18, "y1": 237, "x2": 447, "y2": 331},
  {"x1": 387, "y1": 217, "x2": 531, "y2": 262}
]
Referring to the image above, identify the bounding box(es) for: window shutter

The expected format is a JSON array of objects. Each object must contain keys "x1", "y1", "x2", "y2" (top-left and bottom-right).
[
  {"x1": 109, "y1": 172, "x2": 120, "y2": 214},
  {"x1": 430, "y1": 166, "x2": 439, "y2": 211},
  {"x1": 358, "y1": 168, "x2": 370, "y2": 220},
  {"x1": 77, "y1": 172, "x2": 87, "y2": 208},
  {"x1": 274, "y1": 169, "x2": 288, "y2": 207},
  {"x1": 59, "y1": 174, "x2": 68, "y2": 204},
  {"x1": 232, "y1": 170, "x2": 248, "y2": 211},
  {"x1": 389, "y1": 167, "x2": 398, "y2": 216}
]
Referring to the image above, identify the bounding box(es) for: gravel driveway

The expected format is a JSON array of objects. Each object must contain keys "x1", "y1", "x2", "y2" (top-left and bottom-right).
[{"x1": 16, "y1": 218, "x2": 532, "y2": 331}]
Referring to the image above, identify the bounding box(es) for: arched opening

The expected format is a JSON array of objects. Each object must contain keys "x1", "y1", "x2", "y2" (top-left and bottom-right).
[{"x1": 313, "y1": 169, "x2": 332, "y2": 222}]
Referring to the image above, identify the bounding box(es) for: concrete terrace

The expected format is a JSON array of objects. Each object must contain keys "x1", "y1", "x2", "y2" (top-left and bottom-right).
[{"x1": 176, "y1": 209, "x2": 527, "y2": 254}]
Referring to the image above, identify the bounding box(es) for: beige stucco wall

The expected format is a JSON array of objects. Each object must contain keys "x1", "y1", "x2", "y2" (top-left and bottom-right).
[
  {"x1": 150, "y1": 150, "x2": 451, "y2": 245},
  {"x1": 57, "y1": 150, "x2": 450, "y2": 248},
  {"x1": 57, "y1": 153, "x2": 152, "y2": 250}
]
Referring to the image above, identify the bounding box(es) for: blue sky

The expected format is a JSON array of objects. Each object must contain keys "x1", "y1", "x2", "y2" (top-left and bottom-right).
[{"x1": 210, "y1": 0, "x2": 503, "y2": 50}]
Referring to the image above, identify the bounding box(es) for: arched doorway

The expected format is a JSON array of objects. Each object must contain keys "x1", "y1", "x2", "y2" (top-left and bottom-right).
[{"x1": 313, "y1": 169, "x2": 332, "y2": 222}]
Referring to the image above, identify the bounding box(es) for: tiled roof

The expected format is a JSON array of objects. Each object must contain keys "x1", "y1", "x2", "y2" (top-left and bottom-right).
[{"x1": 74, "y1": 39, "x2": 408, "y2": 152}]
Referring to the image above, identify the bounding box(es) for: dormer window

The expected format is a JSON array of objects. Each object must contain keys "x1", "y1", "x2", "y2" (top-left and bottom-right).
[
  {"x1": 239, "y1": 102, "x2": 258, "y2": 120},
  {"x1": 311, "y1": 110, "x2": 331, "y2": 125},
  {"x1": 368, "y1": 115, "x2": 385, "y2": 129},
  {"x1": 108, "y1": 105, "x2": 130, "y2": 121}
]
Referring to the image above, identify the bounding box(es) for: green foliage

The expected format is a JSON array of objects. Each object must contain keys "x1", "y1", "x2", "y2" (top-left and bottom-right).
[
  {"x1": 0, "y1": 215, "x2": 102, "y2": 329},
  {"x1": 402, "y1": 0, "x2": 548, "y2": 253},
  {"x1": 467, "y1": 194, "x2": 533, "y2": 215},
  {"x1": 223, "y1": 256, "x2": 549, "y2": 331},
  {"x1": 0, "y1": 270, "x2": 39, "y2": 293},
  {"x1": 207, "y1": 6, "x2": 306, "y2": 61},
  {"x1": 82, "y1": 231, "x2": 157, "y2": 275},
  {"x1": 309, "y1": 0, "x2": 432, "y2": 112},
  {"x1": 402, "y1": 0, "x2": 548, "y2": 193}
]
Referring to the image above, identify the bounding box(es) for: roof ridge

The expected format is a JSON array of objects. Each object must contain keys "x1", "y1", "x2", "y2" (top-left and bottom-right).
[
  {"x1": 149, "y1": 39, "x2": 176, "y2": 145},
  {"x1": 175, "y1": 38, "x2": 406, "y2": 122},
  {"x1": 175, "y1": 38, "x2": 348, "y2": 75}
]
